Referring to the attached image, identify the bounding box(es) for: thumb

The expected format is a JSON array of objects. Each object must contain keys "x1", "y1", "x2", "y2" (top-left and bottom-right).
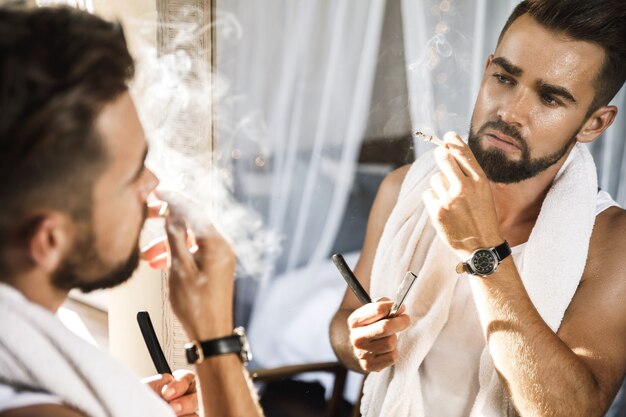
[{"x1": 142, "y1": 373, "x2": 174, "y2": 397}]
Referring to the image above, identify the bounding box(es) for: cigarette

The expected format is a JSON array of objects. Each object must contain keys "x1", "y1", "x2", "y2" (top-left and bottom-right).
[{"x1": 414, "y1": 131, "x2": 445, "y2": 146}]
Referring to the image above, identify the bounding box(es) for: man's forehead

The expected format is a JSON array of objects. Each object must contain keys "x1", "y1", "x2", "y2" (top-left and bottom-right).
[{"x1": 495, "y1": 14, "x2": 605, "y2": 94}]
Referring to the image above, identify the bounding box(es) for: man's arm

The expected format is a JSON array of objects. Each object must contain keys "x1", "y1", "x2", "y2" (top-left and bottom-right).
[
  {"x1": 162, "y1": 213, "x2": 262, "y2": 417},
  {"x1": 425, "y1": 133, "x2": 626, "y2": 416},
  {"x1": 465, "y1": 208, "x2": 626, "y2": 416},
  {"x1": 329, "y1": 166, "x2": 411, "y2": 373}
]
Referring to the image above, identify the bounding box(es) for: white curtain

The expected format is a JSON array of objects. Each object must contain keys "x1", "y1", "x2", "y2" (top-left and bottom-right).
[
  {"x1": 401, "y1": 0, "x2": 626, "y2": 205},
  {"x1": 215, "y1": 0, "x2": 386, "y2": 290}
]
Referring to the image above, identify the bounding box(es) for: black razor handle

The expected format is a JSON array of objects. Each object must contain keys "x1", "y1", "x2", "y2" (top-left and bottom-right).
[
  {"x1": 137, "y1": 311, "x2": 172, "y2": 375},
  {"x1": 331, "y1": 253, "x2": 372, "y2": 305}
]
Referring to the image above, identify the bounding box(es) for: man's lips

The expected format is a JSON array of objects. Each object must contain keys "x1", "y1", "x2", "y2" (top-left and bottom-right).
[{"x1": 484, "y1": 129, "x2": 520, "y2": 149}]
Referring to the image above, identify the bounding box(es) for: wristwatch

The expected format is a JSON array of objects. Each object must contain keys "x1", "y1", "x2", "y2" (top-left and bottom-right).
[
  {"x1": 455, "y1": 241, "x2": 511, "y2": 277},
  {"x1": 185, "y1": 327, "x2": 252, "y2": 365}
]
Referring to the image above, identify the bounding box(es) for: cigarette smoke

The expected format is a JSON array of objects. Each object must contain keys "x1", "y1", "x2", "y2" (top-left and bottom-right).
[
  {"x1": 406, "y1": 1, "x2": 475, "y2": 144},
  {"x1": 128, "y1": 8, "x2": 279, "y2": 279}
]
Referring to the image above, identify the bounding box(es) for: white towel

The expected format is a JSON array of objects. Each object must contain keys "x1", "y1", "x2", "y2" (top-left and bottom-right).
[
  {"x1": 361, "y1": 143, "x2": 598, "y2": 417},
  {"x1": 0, "y1": 283, "x2": 175, "y2": 417}
]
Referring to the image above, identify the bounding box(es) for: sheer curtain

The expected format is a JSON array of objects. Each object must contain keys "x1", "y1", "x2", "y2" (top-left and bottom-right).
[
  {"x1": 215, "y1": 0, "x2": 385, "y2": 310},
  {"x1": 401, "y1": 0, "x2": 626, "y2": 205}
]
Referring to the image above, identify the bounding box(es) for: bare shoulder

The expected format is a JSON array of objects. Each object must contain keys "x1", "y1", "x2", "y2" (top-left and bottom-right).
[
  {"x1": 383, "y1": 164, "x2": 411, "y2": 188},
  {"x1": 377, "y1": 164, "x2": 411, "y2": 203},
  {"x1": 586, "y1": 206, "x2": 626, "y2": 283},
  {"x1": 570, "y1": 206, "x2": 626, "y2": 307},
  {"x1": 368, "y1": 164, "x2": 412, "y2": 227},
  {"x1": 558, "y1": 206, "x2": 626, "y2": 400},
  {"x1": 0, "y1": 404, "x2": 86, "y2": 417}
]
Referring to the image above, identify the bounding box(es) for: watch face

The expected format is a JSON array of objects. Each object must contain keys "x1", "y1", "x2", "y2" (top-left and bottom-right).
[{"x1": 471, "y1": 249, "x2": 497, "y2": 275}]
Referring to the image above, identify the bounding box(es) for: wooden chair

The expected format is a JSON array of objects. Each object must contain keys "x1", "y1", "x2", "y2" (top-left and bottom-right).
[{"x1": 250, "y1": 361, "x2": 351, "y2": 417}]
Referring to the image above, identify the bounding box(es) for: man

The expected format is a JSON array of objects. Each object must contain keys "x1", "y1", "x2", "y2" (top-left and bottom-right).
[
  {"x1": 0, "y1": 6, "x2": 261, "y2": 417},
  {"x1": 330, "y1": 0, "x2": 626, "y2": 416}
]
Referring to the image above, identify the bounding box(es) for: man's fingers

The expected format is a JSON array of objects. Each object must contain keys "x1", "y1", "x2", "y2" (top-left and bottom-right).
[
  {"x1": 359, "y1": 350, "x2": 397, "y2": 373},
  {"x1": 355, "y1": 334, "x2": 397, "y2": 354},
  {"x1": 348, "y1": 300, "x2": 395, "y2": 328},
  {"x1": 430, "y1": 172, "x2": 450, "y2": 201},
  {"x1": 192, "y1": 224, "x2": 234, "y2": 272},
  {"x1": 351, "y1": 313, "x2": 411, "y2": 342},
  {"x1": 173, "y1": 369, "x2": 197, "y2": 394},
  {"x1": 141, "y1": 373, "x2": 174, "y2": 398},
  {"x1": 434, "y1": 145, "x2": 466, "y2": 187},
  {"x1": 147, "y1": 200, "x2": 167, "y2": 219},
  {"x1": 443, "y1": 131, "x2": 482, "y2": 181},
  {"x1": 423, "y1": 188, "x2": 441, "y2": 219},
  {"x1": 162, "y1": 371, "x2": 198, "y2": 415},
  {"x1": 142, "y1": 233, "x2": 196, "y2": 262},
  {"x1": 141, "y1": 236, "x2": 168, "y2": 260},
  {"x1": 165, "y1": 216, "x2": 195, "y2": 271},
  {"x1": 148, "y1": 252, "x2": 169, "y2": 270},
  {"x1": 168, "y1": 393, "x2": 199, "y2": 416}
]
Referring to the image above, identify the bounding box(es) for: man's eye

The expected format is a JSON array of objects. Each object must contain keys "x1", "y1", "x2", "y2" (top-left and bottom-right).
[
  {"x1": 541, "y1": 94, "x2": 560, "y2": 106},
  {"x1": 493, "y1": 74, "x2": 512, "y2": 84}
]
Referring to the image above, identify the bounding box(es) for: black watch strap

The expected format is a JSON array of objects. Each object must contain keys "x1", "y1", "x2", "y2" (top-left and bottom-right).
[
  {"x1": 493, "y1": 240, "x2": 512, "y2": 262},
  {"x1": 185, "y1": 327, "x2": 251, "y2": 365}
]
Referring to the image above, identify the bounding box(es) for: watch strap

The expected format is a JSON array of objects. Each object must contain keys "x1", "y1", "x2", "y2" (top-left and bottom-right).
[
  {"x1": 493, "y1": 240, "x2": 512, "y2": 262},
  {"x1": 185, "y1": 327, "x2": 251, "y2": 365}
]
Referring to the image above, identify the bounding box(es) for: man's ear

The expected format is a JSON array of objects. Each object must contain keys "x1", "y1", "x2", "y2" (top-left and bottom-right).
[
  {"x1": 29, "y1": 213, "x2": 71, "y2": 273},
  {"x1": 576, "y1": 105, "x2": 617, "y2": 144}
]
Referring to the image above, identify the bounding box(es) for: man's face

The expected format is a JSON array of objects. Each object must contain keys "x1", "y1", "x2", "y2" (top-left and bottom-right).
[
  {"x1": 469, "y1": 14, "x2": 605, "y2": 183},
  {"x1": 53, "y1": 92, "x2": 158, "y2": 292}
]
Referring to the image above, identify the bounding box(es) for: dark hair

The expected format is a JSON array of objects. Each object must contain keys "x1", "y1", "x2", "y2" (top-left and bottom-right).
[
  {"x1": 0, "y1": 6, "x2": 134, "y2": 266},
  {"x1": 498, "y1": 0, "x2": 626, "y2": 110}
]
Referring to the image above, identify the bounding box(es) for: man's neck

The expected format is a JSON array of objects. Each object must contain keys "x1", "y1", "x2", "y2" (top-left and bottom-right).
[
  {"x1": 489, "y1": 153, "x2": 571, "y2": 246},
  {"x1": 5, "y1": 271, "x2": 69, "y2": 312}
]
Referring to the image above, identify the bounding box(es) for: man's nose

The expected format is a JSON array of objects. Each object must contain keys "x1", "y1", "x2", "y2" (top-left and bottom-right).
[
  {"x1": 145, "y1": 168, "x2": 160, "y2": 195},
  {"x1": 139, "y1": 168, "x2": 160, "y2": 201},
  {"x1": 496, "y1": 88, "x2": 531, "y2": 127}
]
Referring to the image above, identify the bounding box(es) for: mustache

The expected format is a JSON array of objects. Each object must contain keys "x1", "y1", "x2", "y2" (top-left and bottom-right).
[{"x1": 477, "y1": 120, "x2": 524, "y2": 147}]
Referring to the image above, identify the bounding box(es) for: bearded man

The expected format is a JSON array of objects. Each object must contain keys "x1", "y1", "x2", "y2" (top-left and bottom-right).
[
  {"x1": 0, "y1": 6, "x2": 260, "y2": 417},
  {"x1": 330, "y1": 1, "x2": 626, "y2": 416}
]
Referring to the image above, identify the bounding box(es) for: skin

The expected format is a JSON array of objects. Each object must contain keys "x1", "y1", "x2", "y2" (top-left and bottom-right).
[
  {"x1": 1, "y1": 92, "x2": 260, "y2": 417},
  {"x1": 330, "y1": 14, "x2": 626, "y2": 416}
]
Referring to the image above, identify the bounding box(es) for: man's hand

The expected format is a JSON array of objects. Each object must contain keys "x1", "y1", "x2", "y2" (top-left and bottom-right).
[
  {"x1": 165, "y1": 212, "x2": 236, "y2": 341},
  {"x1": 141, "y1": 197, "x2": 236, "y2": 340},
  {"x1": 143, "y1": 370, "x2": 198, "y2": 416},
  {"x1": 422, "y1": 132, "x2": 504, "y2": 258},
  {"x1": 141, "y1": 201, "x2": 197, "y2": 270},
  {"x1": 347, "y1": 298, "x2": 411, "y2": 372}
]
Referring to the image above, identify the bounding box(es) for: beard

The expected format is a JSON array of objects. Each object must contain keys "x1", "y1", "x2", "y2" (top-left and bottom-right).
[
  {"x1": 468, "y1": 119, "x2": 576, "y2": 184},
  {"x1": 52, "y1": 207, "x2": 146, "y2": 293}
]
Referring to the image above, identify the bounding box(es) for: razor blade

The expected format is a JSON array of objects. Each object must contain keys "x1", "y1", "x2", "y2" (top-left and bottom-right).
[{"x1": 389, "y1": 271, "x2": 418, "y2": 317}]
